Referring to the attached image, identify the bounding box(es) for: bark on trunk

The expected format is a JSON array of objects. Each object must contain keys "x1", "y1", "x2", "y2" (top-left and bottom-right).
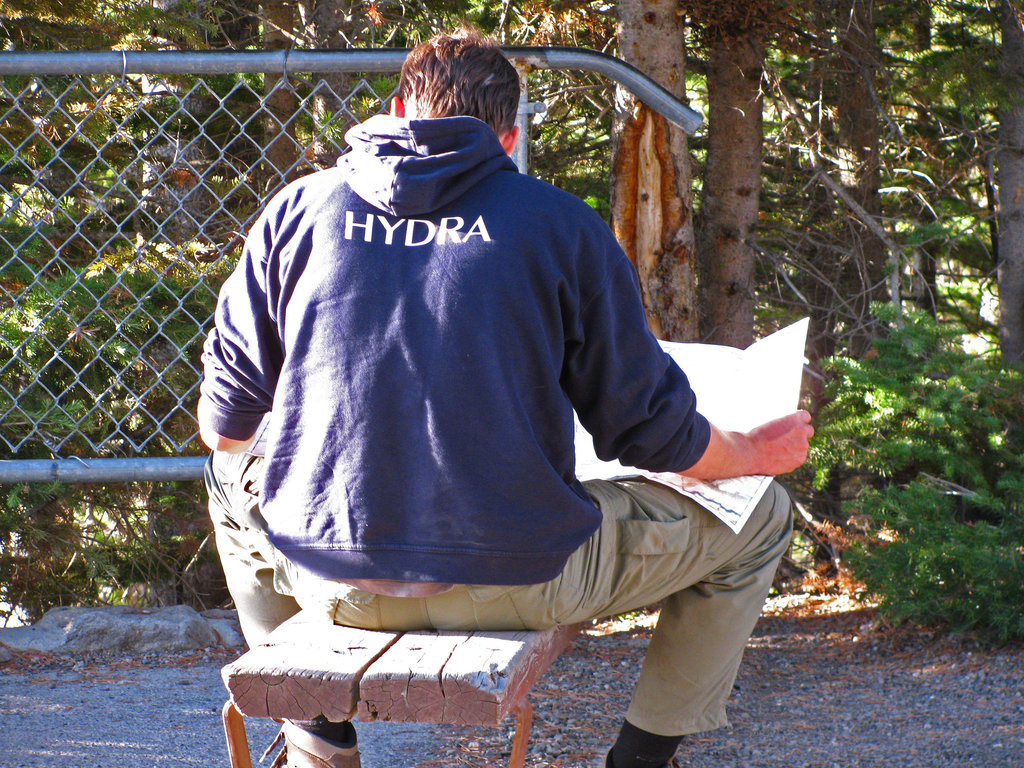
[
  {"x1": 697, "y1": 31, "x2": 764, "y2": 348},
  {"x1": 611, "y1": 0, "x2": 697, "y2": 341},
  {"x1": 999, "y1": 0, "x2": 1024, "y2": 364}
]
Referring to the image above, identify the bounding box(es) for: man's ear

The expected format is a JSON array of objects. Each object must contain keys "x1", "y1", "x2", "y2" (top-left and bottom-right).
[
  {"x1": 497, "y1": 125, "x2": 520, "y2": 157},
  {"x1": 390, "y1": 96, "x2": 406, "y2": 118}
]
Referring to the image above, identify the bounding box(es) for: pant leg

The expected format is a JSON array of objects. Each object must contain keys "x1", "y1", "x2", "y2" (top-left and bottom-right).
[
  {"x1": 325, "y1": 477, "x2": 792, "y2": 736},
  {"x1": 205, "y1": 452, "x2": 300, "y2": 647},
  {"x1": 508, "y1": 478, "x2": 792, "y2": 736},
  {"x1": 622, "y1": 480, "x2": 793, "y2": 735}
]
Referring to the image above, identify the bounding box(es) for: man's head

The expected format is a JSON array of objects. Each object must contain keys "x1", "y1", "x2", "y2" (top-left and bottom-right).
[{"x1": 396, "y1": 25, "x2": 520, "y2": 137}]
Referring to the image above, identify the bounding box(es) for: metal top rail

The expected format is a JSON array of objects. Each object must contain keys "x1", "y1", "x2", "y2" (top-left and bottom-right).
[
  {"x1": 0, "y1": 457, "x2": 208, "y2": 483},
  {"x1": 0, "y1": 47, "x2": 703, "y2": 135}
]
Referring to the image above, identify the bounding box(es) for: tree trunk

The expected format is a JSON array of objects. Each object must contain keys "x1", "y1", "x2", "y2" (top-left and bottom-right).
[
  {"x1": 611, "y1": 0, "x2": 698, "y2": 341},
  {"x1": 910, "y1": 3, "x2": 937, "y2": 317},
  {"x1": 836, "y1": 0, "x2": 886, "y2": 353},
  {"x1": 698, "y1": 30, "x2": 764, "y2": 348},
  {"x1": 998, "y1": 0, "x2": 1024, "y2": 364},
  {"x1": 296, "y1": 0, "x2": 357, "y2": 166},
  {"x1": 263, "y1": 0, "x2": 299, "y2": 185}
]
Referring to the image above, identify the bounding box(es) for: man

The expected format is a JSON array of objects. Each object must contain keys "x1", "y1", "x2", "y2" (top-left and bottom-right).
[{"x1": 200, "y1": 26, "x2": 813, "y2": 768}]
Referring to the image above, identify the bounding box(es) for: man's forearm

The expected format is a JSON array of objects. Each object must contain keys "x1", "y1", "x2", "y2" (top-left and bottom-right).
[
  {"x1": 680, "y1": 424, "x2": 758, "y2": 480},
  {"x1": 197, "y1": 395, "x2": 258, "y2": 453},
  {"x1": 680, "y1": 410, "x2": 814, "y2": 481}
]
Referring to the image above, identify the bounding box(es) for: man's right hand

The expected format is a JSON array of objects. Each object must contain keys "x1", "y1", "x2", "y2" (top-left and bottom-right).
[
  {"x1": 680, "y1": 410, "x2": 814, "y2": 481},
  {"x1": 744, "y1": 410, "x2": 814, "y2": 475}
]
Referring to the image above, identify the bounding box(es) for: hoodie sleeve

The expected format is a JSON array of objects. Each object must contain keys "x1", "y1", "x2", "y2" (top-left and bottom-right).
[
  {"x1": 199, "y1": 208, "x2": 284, "y2": 440},
  {"x1": 561, "y1": 239, "x2": 711, "y2": 474}
]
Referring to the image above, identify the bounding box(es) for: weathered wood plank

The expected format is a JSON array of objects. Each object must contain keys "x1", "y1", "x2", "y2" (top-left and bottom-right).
[
  {"x1": 440, "y1": 624, "x2": 581, "y2": 725},
  {"x1": 357, "y1": 624, "x2": 581, "y2": 726},
  {"x1": 222, "y1": 613, "x2": 400, "y2": 722},
  {"x1": 355, "y1": 632, "x2": 466, "y2": 723}
]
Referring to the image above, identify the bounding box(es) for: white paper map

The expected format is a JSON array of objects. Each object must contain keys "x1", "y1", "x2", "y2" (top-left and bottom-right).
[{"x1": 574, "y1": 318, "x2": 809, "y2": 533}]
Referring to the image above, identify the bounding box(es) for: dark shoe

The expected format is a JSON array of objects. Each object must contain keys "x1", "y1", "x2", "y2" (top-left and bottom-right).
[
  {"x1": 599, "y1": 752, "x2": 682, "y2": 768},
  {"x1": 264, "y1": 722, "x2": 361, "y2": 768}
]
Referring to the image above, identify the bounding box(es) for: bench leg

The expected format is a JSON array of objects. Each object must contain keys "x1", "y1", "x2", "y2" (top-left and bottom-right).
[
  {"x1": 225, "y1": 695, "x2": 532, "y2": 768},
  {"x1": 222, "y1": 700, "x2": 254, "y2": 768},
  {"x1": 508, "y1": 697, "x2": 534, "y2": 768}
]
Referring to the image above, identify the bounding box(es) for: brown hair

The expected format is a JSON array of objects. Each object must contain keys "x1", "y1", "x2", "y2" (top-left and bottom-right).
[{"x1": 398, "y1": 25, "x2": 520, "y2": 134}]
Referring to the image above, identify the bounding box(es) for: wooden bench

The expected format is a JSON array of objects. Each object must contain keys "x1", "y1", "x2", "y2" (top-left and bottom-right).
[{"x1": 221, "y1": 610, "x2": 581, "y2": 768}]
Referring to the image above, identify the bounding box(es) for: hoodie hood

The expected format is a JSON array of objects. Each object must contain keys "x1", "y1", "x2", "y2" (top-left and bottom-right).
[{"x1": 338, "y1": 114, "x2": 518, "y2": 218}]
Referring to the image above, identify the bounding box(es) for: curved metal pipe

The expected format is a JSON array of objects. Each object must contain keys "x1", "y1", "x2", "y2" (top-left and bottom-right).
[{"x1": 503, "y1": 47, "x2": 702, "y2": 134}]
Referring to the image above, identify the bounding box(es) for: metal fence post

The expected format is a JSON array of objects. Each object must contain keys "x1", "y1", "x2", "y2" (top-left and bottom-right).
[{"x1": 513, "y1": 63, "x2": 530, "y2": 174}]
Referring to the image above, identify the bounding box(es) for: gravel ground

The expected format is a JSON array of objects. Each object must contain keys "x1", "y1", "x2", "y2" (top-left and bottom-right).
[
  {"x1": 2, "y1": 594, "x2": 1022, "y2": 768},
  {"x1": 435, "y1": 595, "x2": 1024, "y2": 768},
  {"x1": 0, "y1": 646, "x2": 438, "y2": 768}
]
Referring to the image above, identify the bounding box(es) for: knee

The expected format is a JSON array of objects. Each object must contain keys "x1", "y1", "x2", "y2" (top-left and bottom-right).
[
  {"x1": 767, "y1": 481, "x2": 794, "y2": 532},
  {"x1": 745, "y1": 481, "x2": 794, "y2": 564}
]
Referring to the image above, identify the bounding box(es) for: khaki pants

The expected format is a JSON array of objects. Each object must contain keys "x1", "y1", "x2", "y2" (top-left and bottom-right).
[{"x1": 206, "y1": 452, "x2": 792, "y2": 736}]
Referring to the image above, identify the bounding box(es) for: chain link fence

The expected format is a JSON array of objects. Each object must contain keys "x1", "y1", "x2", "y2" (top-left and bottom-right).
[{"x1": 0, "y1": 49, "x2": 701, "y2": 482}]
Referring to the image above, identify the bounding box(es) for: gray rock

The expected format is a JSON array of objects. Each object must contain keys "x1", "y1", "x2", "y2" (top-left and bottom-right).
[
  {"x1": 200, "y1": 609, "x2": 246, "y2": 648},
  {"x1": 0, "y1": 605, "x2": 218, "y2": 654}
]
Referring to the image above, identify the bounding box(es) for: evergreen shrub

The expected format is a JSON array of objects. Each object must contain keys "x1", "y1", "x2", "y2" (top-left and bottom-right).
[
  {"x1": 813, "y1": 305, "x2": 1024, "y2": 640},
  {"x1": 0, "y1": 477, "x2": 222, "y2": 624}
]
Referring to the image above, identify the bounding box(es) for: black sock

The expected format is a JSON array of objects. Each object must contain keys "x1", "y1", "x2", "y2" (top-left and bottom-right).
[
  {"x1": 294, "y1": 716, "x2": 357, "y2": 747},
  {"x1": 608, "y1": 719, "x2": 683, "y2": 768}
]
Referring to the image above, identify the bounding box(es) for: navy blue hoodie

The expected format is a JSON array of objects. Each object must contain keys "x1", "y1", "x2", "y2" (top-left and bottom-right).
[{"x1": 201, "y1": 114, "x2": 710, "y2": 586}]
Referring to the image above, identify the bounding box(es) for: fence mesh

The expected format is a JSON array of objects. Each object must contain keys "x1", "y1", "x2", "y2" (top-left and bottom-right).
[
  {"x1": 0, "y1": 49, "x2": 701, "y2": 475},
  {"x1": 1, "y1": 67, "x2": 396, "y2": 458}
]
